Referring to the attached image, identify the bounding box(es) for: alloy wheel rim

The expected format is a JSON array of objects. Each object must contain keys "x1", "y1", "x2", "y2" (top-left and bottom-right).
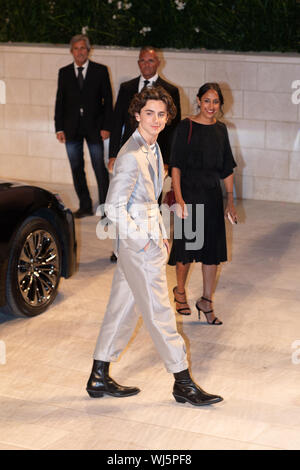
[{"x1": 17, "y1": 230, "x2": 60, "y2": 307}]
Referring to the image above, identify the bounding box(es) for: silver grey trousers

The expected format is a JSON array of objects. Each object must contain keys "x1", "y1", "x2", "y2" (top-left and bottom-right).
[{"x1": 94, "y1": 240, "x2": 188, "y2": 373}]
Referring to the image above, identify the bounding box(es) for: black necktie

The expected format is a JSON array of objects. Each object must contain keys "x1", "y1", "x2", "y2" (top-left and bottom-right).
[
  {"x1": 143, "y1": 79, "x2": 150, "y2": 89},
  {"x1": 77, "y1": 67, "x2": 84, "y2": 90}
]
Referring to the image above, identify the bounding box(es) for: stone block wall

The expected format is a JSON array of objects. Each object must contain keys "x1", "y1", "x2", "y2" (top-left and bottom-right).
[{"x1": 0, "y1": 44, "x2": 299, "y2": 202}]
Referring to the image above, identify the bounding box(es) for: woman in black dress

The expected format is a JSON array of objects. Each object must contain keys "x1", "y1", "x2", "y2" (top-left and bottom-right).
[{"x1": 169, "y1": 83, "x2": 237, "y2": 324}]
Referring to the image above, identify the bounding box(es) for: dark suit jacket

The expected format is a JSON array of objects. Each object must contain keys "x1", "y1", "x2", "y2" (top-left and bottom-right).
[
  {"x1": 109, "y1": 76, "x2": 181, "y2": 164},
  {"x1": 54, "y1": 60, "x2": 113, "y2": 143}
]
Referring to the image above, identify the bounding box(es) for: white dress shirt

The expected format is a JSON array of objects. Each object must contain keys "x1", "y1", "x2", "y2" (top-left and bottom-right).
[
  {"x1": 138, "y1": 73, "x2": 159, "y2": 92},
  {"x1": 74, "y1": 60, "x2": 89, "y2": 79}
]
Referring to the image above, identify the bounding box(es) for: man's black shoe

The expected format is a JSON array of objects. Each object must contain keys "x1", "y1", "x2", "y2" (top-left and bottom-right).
[
  {"x1": 173, "y1": 369, "x2": 223, "y2": 406},
  {"x1": 110, "y1": 252, "x2": 117, "y2": 263},
  {"x1": 86, "y1": 360, "x2": 140, "y2": 398},
  {"x1": 74, "y1": 208, "x2": 94, "y2": 219}
]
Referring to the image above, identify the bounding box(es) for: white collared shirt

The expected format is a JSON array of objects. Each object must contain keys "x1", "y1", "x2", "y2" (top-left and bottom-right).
[
  {"x1": 138, "y1": 73, "x2": 159, "y2": 92},
  {"x1": 74, "y1": 60, "x2": 89, "y2": 79}
]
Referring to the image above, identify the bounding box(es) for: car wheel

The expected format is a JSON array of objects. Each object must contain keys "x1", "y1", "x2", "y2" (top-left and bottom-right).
[{"x1": 6, "y1": 216, "x2": 62, "y2": 317}]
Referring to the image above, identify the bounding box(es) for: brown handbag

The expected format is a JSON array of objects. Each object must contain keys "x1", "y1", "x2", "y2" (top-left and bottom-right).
[{"x1": 163, "y1": 185, "x2": 176, "y2": 208}]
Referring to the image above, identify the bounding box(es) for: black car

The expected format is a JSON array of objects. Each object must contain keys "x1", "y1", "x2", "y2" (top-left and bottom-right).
[{"x1": 0, "y1": 181, "x2": 77, "y2": 317}]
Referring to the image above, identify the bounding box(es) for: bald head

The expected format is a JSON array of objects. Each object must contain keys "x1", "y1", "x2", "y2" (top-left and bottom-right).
[{"x1": 138, "y1": 47, "x2": 160, "y2": 80}]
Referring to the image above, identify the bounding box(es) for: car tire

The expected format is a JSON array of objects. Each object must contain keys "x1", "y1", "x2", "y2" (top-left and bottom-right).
[{"x1": 5, "y1": 216, "x2": 62, "y2": 317}]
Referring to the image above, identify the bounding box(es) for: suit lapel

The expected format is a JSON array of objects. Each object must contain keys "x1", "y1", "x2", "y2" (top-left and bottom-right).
[
  {"x1": 155, "y1": 76, "x2": 162, "y2": 87},
  {"x1": 130, "y1": 77, "x2": 140, "y2": 94},
  {"x1": 149, "y1": 143, "x2": 163, "y2": 198},
  {"x1": 133, "y1": 130, "x2": 162, "y2": 199},
  {"x1": 154, "y1": 76, "x2": 166, "y2": 89},
  {"x1": 67, "y1": 64, "x2": 79, "y2": 90},
  {"x1": 155, "y1": 144, "x2": 164, "y2": 196},
  {"x1": 84, "y1": 61, "x2": 94, "y2": 88},
  {"x1": 124, "y1": 77, "x2": 139, "y2": 102},
  {"x1": 133, "y1": 130, "x2": 157, "y2": 176}
]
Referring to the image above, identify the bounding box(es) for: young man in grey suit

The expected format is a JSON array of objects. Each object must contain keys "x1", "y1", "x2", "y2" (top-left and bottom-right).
[
  {"x1": 108, "y1": 45, "x2": 181, "y2": 262},
  {"x1": 86, "y1": 86, "x2": 223, "y2": 407}
]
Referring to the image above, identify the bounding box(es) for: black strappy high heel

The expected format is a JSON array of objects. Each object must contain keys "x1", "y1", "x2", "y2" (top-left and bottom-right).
[
  {"x1": 173, "y1": 286, "x2": 191, "y2": 316},
  {"x1": 195, "y1": 296, "x2": 223, "y2": 325}
]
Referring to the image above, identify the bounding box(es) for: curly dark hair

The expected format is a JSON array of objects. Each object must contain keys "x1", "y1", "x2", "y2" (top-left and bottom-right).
[{"x1": 129, "y1": 86, "x2": 177, "y2": 126}]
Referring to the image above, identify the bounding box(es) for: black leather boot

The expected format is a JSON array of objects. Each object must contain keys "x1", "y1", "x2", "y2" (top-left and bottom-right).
[
  {"x1": 86, "y1": 360, "x2": 140, "y2": 398},
  {"x1": 173, "y1": 369, "x2": 223, "y2": 406}
]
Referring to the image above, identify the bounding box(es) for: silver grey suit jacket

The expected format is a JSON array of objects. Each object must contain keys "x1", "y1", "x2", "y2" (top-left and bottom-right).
[{"x1": 105, "y1": 129, "x2": 167, "y2": 254}]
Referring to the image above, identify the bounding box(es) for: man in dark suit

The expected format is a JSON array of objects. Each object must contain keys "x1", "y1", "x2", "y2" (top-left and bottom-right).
[
  {"x1": 55, "y1": 35, "x2": 113, "y2": 218},
  {"x1": 108, "y1": 46, "x2": 181, "y2": 261},
  {"x1": 108, "y1": 46, "x2": 181, "y2": 173}
]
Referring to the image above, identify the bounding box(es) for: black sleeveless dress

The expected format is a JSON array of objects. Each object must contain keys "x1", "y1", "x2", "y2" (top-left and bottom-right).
[{"x1": 168, "y1": 118, "x2": 236, "y2": 266}]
